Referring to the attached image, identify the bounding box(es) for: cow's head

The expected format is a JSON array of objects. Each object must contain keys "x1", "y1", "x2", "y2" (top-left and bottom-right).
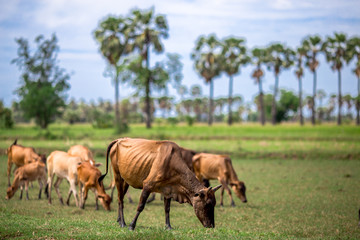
[
  {"x1": 5, "y1": 186, "x2": 16, "y2": 200},
  {"x1": 192, "y1": 185, "x2": 221, "y2": 228},
  {"x1": 98, "y1": 193, "x2": 112, "y2": 211},
  {"x1": 231, "y1": 181, "x2": 247, "y2": 203}
]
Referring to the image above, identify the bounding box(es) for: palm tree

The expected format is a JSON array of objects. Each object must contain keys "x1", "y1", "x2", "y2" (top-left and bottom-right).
[
  {"x1": 220, "y1": 37, "x2": 250, "y2": 125},
  {"x1": 346, "y1": 36, "x2": 360, "y2": 125},
  {"x1": 302, "y1": 35, "x2": 323, "y2": 125},
  {"x1": 266, "y1": 43, "x2": 295, "y2": 125},
  {"x1": 94, "y1": 16, "x2": 132, "y2": 130},
  {"x1": 191, "y1": 34, "x2": 222, "y2": 126},
  {"x1": 294, "y1": 46, "x2": 307, "y2": 125},
  {"x1": 322, "y1": 32, "x2": 348, "y2": 125},
  {"x1": 128, "y1": 8, "x2": 168, "y2": 128},
  {"x1": 316, "y1": 89, "x2": 327, "y2": 122},
  {"x1": 251, "y1": 48, "x2": 268, "y2": 125}
]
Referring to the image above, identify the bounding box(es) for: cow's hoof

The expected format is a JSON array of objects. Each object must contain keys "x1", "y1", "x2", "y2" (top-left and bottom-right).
[{"x1": 128, "y1": 225, "x2": 135, "y2": 231}]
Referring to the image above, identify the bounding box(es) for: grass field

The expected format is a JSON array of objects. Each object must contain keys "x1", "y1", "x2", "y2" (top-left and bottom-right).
[{"x1": 1, "y1": 123, "x2": 360, "y2": 239}]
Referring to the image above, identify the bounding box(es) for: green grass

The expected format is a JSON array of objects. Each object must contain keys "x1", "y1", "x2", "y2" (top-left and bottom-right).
[{"x1": 1, "y1": 123, "x2": 360, "y2": 239}]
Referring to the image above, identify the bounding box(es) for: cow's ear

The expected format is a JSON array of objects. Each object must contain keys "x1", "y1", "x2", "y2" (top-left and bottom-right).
[{"x1": 94, "y1": 163, "x2": 102, "y2": 167}]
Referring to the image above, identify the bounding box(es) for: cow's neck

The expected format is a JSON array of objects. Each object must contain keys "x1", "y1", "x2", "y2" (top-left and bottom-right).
[{"x1": 177, "y1": 168, "x2": 204, "y2": 206}]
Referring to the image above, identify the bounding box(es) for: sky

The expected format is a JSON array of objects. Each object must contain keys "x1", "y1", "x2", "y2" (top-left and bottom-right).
[{"x1": 0, "y1": 0, "x2": 360, "y2": 109}]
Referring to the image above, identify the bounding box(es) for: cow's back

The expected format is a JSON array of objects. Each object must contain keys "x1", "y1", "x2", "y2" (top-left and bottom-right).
[
  {"x1": 193, "y1": 153, "x2": 224, "y2": 180},
  {"x1": 48, "y1": 151, "x2": 81, "y2": 180},
  {"x1": 68, "y1": 145, "x2": 93, "y2": 162},
  {"x1": 112, "y1": 138, "x2": 181, "y2": 189}
]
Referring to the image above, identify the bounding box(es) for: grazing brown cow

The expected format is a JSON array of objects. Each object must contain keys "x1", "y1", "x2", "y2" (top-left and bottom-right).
[
  {"x1": 6, "y1": 160, "x2": 47, "y2": 200},
  {"x1": 192, "y1": 153, "x2": 247, "y2": 207},
  {"x1": 68, "y1": 145, "x2": 101, "y2": 167},
  {"x1": 47, "y1": 151, "x2": 82, "y2": 207},
  {"x1": 6, "y1": 139, "x2": 46, "y2": 186},
  {"x1": 99, "y1": 138, "x2": 221, "y2": 230},
  {"x1": 77, "y1": 161, "x2": 112, "y2": 211}
]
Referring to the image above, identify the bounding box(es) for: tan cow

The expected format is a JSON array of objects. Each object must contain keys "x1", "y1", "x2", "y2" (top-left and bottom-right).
[
  {"x1": 6, "y1": 139, "x2": 46, "y2": 186},
  {"x1": 192, "y1": 153, "x2": 247, "y2": 207},
  {"x1": 47, "y1": 151, "x2": 82, "y2": 207},
  {"x1": 6, "y1": 160, "x2": 47, "y2": 200},
  {"x1": 77, "y1": 161, "x2": 112, "y2": 211},
  {"x1": 99, "y1": 138, "x2": 221, "y2": 230},
  {"x1": 68, "y1": 145, "x2": 100, "y2": 166}
]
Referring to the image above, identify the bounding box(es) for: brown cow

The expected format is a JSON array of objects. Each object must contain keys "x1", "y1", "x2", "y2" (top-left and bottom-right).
[
  {"x1": 6, "y1": 160, "x2": 47, "y2": 200},
  {"x1": 6, "y1": 139, "x2": 45, "y2": 186},
  {"x1": 192, "y1": 153, "x2": 247, "y2": 207},
  {"x1": 68, "y1": 145, "x2": 100, "y2": 167},
  {"x1": 99, "y1": 138, "x2": 221, "y2": 230},
  {"x1": 47, "y1": 151, "x2": 82, "y2": 207},
  {"x1": 77, "y1": 161, "x2": 112, "y2": 211}
]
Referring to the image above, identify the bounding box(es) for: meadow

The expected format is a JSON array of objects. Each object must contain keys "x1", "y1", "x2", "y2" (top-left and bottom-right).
[{"x1": 0, "y1": 123, "x2": 360, "y2": 239}]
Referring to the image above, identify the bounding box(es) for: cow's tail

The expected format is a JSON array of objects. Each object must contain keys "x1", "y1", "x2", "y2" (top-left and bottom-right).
[{"x1": 98, "y1": 140, "x2": 118, "y2": 184}]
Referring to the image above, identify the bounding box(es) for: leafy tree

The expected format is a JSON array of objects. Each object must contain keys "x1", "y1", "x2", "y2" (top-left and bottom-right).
[
  {"x1": 220, "y1": 37, "x2": 250, "y2": 125},
  {"x1": 302, "y1": 35, "x2": 323, "y2": 125},
  {"x1": 191, "y1": 34, "x2": 222, "y2": 126},
  {"x1": 11, "y1": 34, "x2": 70, "y2": 129},
  {"x1": 266, "y1": 43, "x2": 295, "y2": 125},
  {"x1": 346, "y1": 36, "x2": 360, "y2": 125},
  {"x1": 251, "y1": 48, "x2": 269, "y2": 125},
  {"x1": 94, "y1": 15, "x2": 133, "y2": 131},
  {"x1": 0, "y1": 100, "x2": 14, "y2": 128},
  {"x1": 127, "y1": 8, "x2": 169, "y2": 128},
  {"x1": 322, "y1": 32, "x2": 348, "y2": 125},
  {"x1": 294, "y1": 46, "x2": 307, "y2": 125}
]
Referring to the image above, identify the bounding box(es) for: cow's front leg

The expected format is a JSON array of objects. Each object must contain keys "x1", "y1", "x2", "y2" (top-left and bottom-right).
[
  {"x1": 129, "y1": 188, "x2": 151, "y2": 231},
  {"x1": 164, "y1": 197, "x2": 172, "y2": 230}
]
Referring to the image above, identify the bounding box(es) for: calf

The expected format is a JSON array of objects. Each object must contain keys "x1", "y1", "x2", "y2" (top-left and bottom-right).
[
  {"x1": 6, "y1": 160, "x2": 47, "y2": 200},
  {"x1": 6, "y1": 139, "x2": 45, "y2": 186},
  {"x1": 47, "y1": 151, "x2": 82, "y2": 207},
  {"x1": 77, "y1": 161, "x2": 112, "y2": 211},
  {"x1": 192, "y1": 153, "x2": 247, "y2": 207},
  {"x1": 99, "y1": 138, "x2": 221, "y2": 230}
]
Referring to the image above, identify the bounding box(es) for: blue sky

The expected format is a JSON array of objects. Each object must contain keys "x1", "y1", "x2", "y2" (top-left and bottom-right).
[{"x1": 1, "y1": 0, "x2": 359, "y2": 109}]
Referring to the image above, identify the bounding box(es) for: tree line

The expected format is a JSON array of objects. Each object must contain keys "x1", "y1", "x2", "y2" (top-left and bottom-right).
[{"x1": 4, "y1": 7, "x2": 359, "y2": 130}]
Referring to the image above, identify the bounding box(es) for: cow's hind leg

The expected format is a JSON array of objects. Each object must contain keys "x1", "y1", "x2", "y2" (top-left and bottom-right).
[
  {"x1": 115, "y1": 174, "x2": 127, "y2": 227},
  {"x1": 129, "y1": 187, "x2": 151, "y2": 231},
  {"x1": 54, "y1": 177, "x2": 64, "y2": 205}
]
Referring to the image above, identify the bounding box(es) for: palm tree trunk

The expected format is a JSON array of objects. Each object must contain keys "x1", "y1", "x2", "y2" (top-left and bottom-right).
[
  {"x1": 208, "y1": 79, "x2": 214, "y2": 126},
  {"x1": 271, "y1": 74, "x2": 279, "y2": 125},
  {"x1": 227, "y1": 75, "x2": 233, "y2": 126},
  {"x1": 298, "y1": 77, "x2": 304, "y2": 126},
  {"x1": 337, "y1": 69, "x2": 342, "y2": 125},
  {"x1": 145, "y1": 42, "x2": 151, "y2": 129},
  {"x1": 258, "y1": 78, "x2": 265, "y2": 126},
  {"x1": 114, "y1": 70, "x2": 120, "y2": 129},
  {"x1": 311, "y1": 70, "x2": 317, "y2": 125},
  {"x1": 357, "y1": 76, "x2": 360, "y2": 125}
]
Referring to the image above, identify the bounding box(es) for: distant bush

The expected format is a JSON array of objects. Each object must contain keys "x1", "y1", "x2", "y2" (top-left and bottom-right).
[
  {"x1": 185, "y1": 115, "x2": 195, "y2": 126},
  {"x1": 167, "y1": 117, "x2": 179, "y2": 126}
]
